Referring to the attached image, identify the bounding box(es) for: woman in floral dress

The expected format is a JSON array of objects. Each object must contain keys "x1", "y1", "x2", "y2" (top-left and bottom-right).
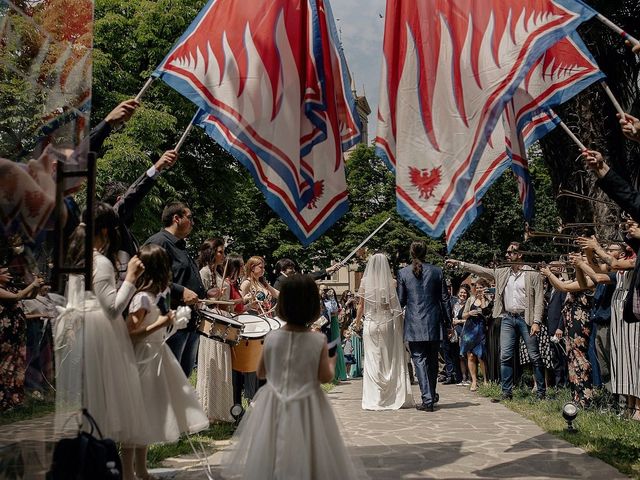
[
  {"x1": 561, "y1": 292, "x2": 594, "y2": 407},
  {"x1": 541, "y1": 262, "x2": 595, "y2": 407},
  {"x1": 0, "y1": 266, "x2": 43, "y2": 411}
]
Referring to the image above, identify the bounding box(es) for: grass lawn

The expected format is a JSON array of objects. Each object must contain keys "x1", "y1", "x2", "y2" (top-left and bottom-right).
[
  {"x1": 477, "y1": 383, "x2": 640, "y2": 478},
  {"x1": 147, "y1": 423, "x2": 236, "y2": 468},
  {"x1": 0, "y1": 394, "x2": 55, "y2": 427}
]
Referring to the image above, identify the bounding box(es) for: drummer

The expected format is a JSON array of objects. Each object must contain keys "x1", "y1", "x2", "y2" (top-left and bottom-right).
[
  {"x1": 198, "y1": 238, "x2": 227, "y2": 300},
  {"x1": 241, "y1": 256, "x2": 279, "y2": 315},
  {"x1": 239, "y1": 256, "x2": 279, "y2": 399},
  {"x1": 224, "y1": 254, "x2": 248, "y2": 315},
  {"x1": 196, "y1": 238, "x2": 234, "y2": 423}
]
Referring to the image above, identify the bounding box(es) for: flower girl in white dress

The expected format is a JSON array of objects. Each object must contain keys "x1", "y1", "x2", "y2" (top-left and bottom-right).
[
  {"x1": 127, "y1": 244, "x2": 209, "y2": 480},
  {"x1": 221, "y1": 274, "x2": 357, "y2": 480}
]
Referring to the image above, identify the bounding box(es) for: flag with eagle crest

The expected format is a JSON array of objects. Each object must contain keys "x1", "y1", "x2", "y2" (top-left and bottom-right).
[
  {"x1": 375, "y1": 0, "x2": 596, "y2": 242},
  {"x1": 152, "y1": 0, "x2": 361, "y2": 246}
]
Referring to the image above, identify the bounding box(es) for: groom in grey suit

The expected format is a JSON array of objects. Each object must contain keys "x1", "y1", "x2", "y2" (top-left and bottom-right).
[{"x1": 397, "y1": 241, "x2": 452, "y2": 411}]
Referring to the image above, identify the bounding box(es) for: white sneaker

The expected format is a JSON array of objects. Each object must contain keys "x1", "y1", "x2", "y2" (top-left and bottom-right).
[{"x1": 462, "y1": 380, "x2": 471, "y2": 386}]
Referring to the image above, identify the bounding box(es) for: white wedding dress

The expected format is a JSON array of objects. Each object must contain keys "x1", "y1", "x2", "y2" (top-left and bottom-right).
[{"x1": 359, "y1": 253, "x2": 413, "y2": 410}]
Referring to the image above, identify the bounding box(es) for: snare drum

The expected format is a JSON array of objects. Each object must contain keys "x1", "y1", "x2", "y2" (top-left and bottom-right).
[
  {"x1": 266, "y1": 316, "x2": 283, "y2": 331},
  {"x1": 197, "y1": 309, "x2": 244, "y2": 345},
  {"x1": 231, "y1": 315, "x2": 279, "y2": 372}
]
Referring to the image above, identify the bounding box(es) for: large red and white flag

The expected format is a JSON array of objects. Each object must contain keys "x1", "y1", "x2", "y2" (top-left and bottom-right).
[
  {"x1": 153, "y1": 0, "x2": 361, "y2": 245},
  {"x1": 445, "y1": 32, "x2": 603, "y2": 249},
  {"x1": 375, "y1": 0, "x2": 596, "y2": 239}
]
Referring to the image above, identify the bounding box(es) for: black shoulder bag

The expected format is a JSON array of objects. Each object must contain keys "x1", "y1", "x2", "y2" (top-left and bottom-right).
[{"x1": 47, "y1": 408, "x2": 122, "y2": 480}]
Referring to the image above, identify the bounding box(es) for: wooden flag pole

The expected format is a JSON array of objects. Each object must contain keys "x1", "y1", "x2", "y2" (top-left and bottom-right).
[
  {"x1": 600, "y1": 81, "x2": 637, "y2": 134},
  {"x1": 595, "y1": 13, "x2": 640, "y2": 48},
  {"x1": 557, "y1": 120, "x2": 587, "y2": 152},
  {"x1": 134, "y1": 77, "x2": 155, "y2": 102},
  {"x1": 175, "y1": 111, "x2": 200, "y2": 152}
]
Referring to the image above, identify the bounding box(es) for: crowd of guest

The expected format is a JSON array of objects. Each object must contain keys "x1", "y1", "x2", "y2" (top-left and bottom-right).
[
  {"x1": 4, "y1": 96, "x2": 640, "y2": 480},
  {"x1": 0, "y1": 97, "x2": 352, "y2": 479}
]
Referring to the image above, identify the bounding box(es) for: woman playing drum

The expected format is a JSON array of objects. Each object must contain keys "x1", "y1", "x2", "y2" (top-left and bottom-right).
[
  {"x1": 238, "y1": 256, "x2": 279, "y2": 399},
  {"x1": 196, "y1": 238, "x2": 234, "y2": 422},
  {"x1": 240, "y1": 256, "x2": 279, "y2": 315}
]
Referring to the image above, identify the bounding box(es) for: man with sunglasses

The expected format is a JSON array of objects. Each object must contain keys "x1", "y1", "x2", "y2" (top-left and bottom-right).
[{"x1": 446, "y1": 242, "x2": 546, "y2": 401}]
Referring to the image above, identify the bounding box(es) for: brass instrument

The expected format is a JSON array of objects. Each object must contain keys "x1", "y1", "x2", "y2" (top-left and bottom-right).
[
  {"x1": 552, "y1": 236, "x2": 581, "y2": 248},
  {"x1": 525, "y1": 227, "x2": 578, "y2": 241},
  {"x1": 516, "y1": 250, "x2": 563, "y2": 258},
  {"x1": 556, "y1": 189, "x2": 618, "y2": 208},
  {"x1": 495, "y1": 261, "x2": 575, "y2": 274},
  {"x1": 560, "y1": 222, "x2": 623, "y2": 232}
]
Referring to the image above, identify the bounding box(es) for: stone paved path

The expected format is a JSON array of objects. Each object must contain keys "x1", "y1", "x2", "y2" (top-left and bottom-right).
[{"x1": 167, "y1": 379, "x2": 628, "y2": 479}]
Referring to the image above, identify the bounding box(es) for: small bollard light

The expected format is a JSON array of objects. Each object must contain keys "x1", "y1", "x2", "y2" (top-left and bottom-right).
[
  {"x1": 230, "y1": 404, "x2": 245, "y2": 426},
  {"x1": 562, "y1": 402, "x2": 579, "y2": 433}
]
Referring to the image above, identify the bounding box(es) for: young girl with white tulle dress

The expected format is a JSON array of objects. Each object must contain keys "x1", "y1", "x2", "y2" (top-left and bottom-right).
[
  {"x1": 220, "y1": 274, "x2": 357, "y2": 480},
  {"x1": 127, "y1": 244, "x2": 208, "y2": 480}
]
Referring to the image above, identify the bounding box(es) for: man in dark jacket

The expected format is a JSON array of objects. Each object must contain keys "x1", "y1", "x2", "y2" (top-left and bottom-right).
[
  {"x1": 397, "y1": 241, "x2": 452, "y2": 411},
  {"x1": 144, "y1": 202, "x2": 205, "y2": 376}
]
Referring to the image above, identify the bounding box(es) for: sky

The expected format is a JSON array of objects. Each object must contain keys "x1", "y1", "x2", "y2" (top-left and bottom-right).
[{"x1": 330, "y1": 0, "x2": 387, "y2": 143}]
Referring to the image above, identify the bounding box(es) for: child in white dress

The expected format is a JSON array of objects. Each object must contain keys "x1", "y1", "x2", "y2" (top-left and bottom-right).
[
  {"x1": 127, "y1": 244, "x2": 209, "y2": 480},
  {"x1": 221, "y1": 274, "x2": 357, "y2": 480}
]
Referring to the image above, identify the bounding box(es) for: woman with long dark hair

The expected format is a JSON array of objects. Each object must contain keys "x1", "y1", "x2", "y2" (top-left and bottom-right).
[{"x1": 57, "y1": 202, "x2": 148, "y2": 480}]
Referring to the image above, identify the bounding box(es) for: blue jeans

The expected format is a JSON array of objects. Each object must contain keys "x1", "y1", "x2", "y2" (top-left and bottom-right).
[
  {"x1": 500, "y1": 314, "x2": 545, "y2": 396},
  {"x1": 409, "y1": 341, "x2": 440, "y2": 406},
  {"x1": 167, "y1": 329, "x2": 200, "y2": 377}
]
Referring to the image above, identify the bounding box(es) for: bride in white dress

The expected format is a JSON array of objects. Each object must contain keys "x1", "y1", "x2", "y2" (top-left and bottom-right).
[{"x1": 355, "y1": 253, "x2": 413, "y2": 410}]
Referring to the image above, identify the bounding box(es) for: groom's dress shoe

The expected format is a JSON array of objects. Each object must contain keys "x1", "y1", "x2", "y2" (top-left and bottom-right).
[{"x1": 416, "y1": 403, "x2": 434, "y2": 412}]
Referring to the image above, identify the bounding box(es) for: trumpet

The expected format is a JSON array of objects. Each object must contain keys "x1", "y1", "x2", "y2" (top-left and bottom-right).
[
  {"x1": 556, "y1": 189, "x2": 618, "y2": 208},
  {"x1": 525, "y1": 227, "x2": 577, "y2": 241},
  {"x1": 516, "y1": 250, "x2": 563, "y2": 258},
  {"x1": 495, "y1": 261, "x2": 575, "y2": 274},
  {"x1": 560, "y1": 222, "x2": 624, "y2": 232}
]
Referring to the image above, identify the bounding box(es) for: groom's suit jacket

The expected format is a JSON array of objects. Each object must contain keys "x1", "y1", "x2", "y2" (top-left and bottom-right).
[{"x1": 397, "y1": 263, "x2": 452, "y2": 342}]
